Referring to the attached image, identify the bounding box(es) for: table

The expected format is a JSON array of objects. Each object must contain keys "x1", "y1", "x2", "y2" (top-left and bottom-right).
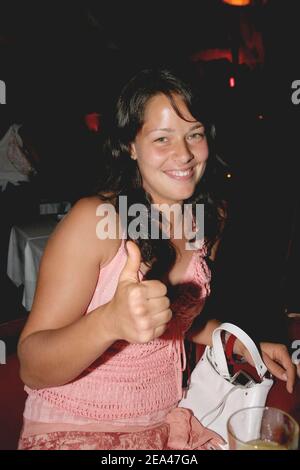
[
  {"x1": 39, "y1": 200, "x2": 71, "y2": 215},
  {"x1": 7, "y1": 216, "x2": 58, "y2": 311}
]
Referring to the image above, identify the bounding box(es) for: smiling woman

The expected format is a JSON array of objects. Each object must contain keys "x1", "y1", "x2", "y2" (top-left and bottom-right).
[
  {"x1": 17, "y1": 67, "x2": 227, "y2": 450},
  {"x1": 17, "y1": 67, "x2": 296, "y2": 451},
  {"x1": 130, "y1": 94, "x2": 208, "y2": 206},
  {"x1": 98, "y1": 68, "x2": 226, "y2": 281}
]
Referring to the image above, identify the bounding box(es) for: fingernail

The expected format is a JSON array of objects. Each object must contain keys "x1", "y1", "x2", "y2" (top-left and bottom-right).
[{"x1": 282, "y1": 373, "x2": 287, "y2": 381}]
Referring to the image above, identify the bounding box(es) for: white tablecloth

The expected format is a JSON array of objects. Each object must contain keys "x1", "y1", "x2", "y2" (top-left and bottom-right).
[
  {"x1": 7, "y1": 216, "x2": 58, "y2": 311},
  {"x1": 39, "y1": 201, "x2": 71, "y2": 215}
]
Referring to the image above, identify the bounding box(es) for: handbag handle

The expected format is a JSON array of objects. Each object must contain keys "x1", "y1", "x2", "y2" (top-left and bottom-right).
[{"x1": 212, "y1": 322, "x2": 268, "y2": 380}]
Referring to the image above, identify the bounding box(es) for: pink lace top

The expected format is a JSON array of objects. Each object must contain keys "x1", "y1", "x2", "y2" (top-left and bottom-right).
[{"x1": 23, "y1": 235, "x2": 211, "y2": 429}]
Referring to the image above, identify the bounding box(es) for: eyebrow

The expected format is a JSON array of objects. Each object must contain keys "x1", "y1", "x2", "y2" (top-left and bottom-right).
[{"x1": 147, "y1": 123, "x2": 204, "y2": 135}]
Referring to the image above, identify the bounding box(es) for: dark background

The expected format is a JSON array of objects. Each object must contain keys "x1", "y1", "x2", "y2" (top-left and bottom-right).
[{"x1": 1, "y1": 0, "x2": 300, "y2": 342}]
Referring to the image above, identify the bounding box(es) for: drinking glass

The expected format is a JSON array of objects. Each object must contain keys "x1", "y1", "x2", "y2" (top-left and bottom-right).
[{"x1": 227, "y1": 406, "x2": 299, "y2": 450}]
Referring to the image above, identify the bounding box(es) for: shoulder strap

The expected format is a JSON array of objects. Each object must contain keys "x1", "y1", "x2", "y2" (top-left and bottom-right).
[{"x1": 212, "y1": 323, "x2": 268, "y2": 380}]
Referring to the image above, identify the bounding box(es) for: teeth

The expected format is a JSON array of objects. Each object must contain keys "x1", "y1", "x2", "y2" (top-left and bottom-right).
[{"x1": 168, "y1": 169, "x2": 191, "y2": 176}]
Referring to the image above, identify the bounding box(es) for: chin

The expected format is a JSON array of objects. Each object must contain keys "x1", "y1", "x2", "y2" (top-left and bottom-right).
[
  {"x1": 169, "y1": 190, "x2": 195, "y2": 205},
  {"x1": 180, "y1": 186, "x2": 196, "y2": 199}
]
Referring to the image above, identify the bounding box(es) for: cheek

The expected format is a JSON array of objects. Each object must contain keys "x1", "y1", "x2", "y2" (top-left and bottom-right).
[
  {"x1": 195, "y1": 144, "x2": 209, "y2": 163},
  {"x1": 138, "y1": 147, "x2": 167, "y2": 169}
]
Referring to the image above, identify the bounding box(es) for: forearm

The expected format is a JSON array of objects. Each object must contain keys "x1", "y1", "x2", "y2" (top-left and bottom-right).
[
  {"x1": 186, "y1": 319, "x2": 221, "y2": 346},
  {"x1": 18, "y1": 301, "x2": 118, "y2": 389}
]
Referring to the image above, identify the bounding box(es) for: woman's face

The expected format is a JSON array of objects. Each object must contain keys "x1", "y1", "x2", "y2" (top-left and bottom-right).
[{"x1": 130, "y1": 93, "x2": 209, "y2": 206}]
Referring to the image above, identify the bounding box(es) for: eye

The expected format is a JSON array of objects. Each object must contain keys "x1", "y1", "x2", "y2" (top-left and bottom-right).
[
  {"x1": 187, "y1": 132, "x2": 205, "y2": 141},
  {"x1": 154, "y1": 136, "x2": 168, "y2": 143}
]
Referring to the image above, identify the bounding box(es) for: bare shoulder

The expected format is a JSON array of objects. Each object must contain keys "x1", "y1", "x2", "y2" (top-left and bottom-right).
[
  {"x1": 50, "y1": 196, "x2": 122, "y2": 267},
  {"x1": 18, "y1": 196, "x2": 122, "y2": 342}
]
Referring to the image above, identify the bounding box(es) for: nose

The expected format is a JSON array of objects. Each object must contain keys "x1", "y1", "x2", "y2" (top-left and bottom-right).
[{"x1": 172, "y1": 139, "x2": 193, "y2": 165}]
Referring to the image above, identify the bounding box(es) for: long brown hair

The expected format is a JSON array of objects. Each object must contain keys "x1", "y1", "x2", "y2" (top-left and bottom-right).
[{"x1": 96, "y1": 68, "x2": 227, "y2": 281}]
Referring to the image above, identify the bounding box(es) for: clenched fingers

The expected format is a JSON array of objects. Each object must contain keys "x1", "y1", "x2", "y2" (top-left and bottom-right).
[{"x1": 142, "y1": 280, "x2": 167, "y2": 299}]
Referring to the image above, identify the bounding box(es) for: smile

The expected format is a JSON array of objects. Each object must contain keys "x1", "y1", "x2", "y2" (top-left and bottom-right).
[{"x1": 164, "y1": 167, "x2": 194, "y2": 181}]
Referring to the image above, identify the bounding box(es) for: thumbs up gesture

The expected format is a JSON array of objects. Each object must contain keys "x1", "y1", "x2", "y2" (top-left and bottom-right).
[{"x1": 109, "y1": 240, "x2": 172, "y2": 344}]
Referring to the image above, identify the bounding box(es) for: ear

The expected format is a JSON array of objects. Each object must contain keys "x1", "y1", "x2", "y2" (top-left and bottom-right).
[{"x1": 130, "y1": 143, "x2": 137, "y2": 160}]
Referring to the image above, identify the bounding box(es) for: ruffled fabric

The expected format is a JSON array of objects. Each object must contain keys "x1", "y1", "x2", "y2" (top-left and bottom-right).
[
  {"x1": 165, "y1": 408, "x2": 224, "y2": 450},
  {"x1": 18, "y1": 408, "x2": 224, "y2": 450}
]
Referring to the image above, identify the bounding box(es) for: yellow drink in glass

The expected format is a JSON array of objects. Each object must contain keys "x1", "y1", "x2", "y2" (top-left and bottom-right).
[{"x1": 227, "y1": 407, "x2": 299, "y2": 450}]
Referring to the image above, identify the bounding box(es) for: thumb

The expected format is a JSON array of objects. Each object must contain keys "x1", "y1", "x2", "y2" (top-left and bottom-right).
[{"x1": 119, "y1": 240, "x2": 141, "y2": 283}]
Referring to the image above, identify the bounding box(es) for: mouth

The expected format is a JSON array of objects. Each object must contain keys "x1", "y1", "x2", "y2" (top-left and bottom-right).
[{"x1": 163, "y1": 166, "x2": 195, "y2": 181}]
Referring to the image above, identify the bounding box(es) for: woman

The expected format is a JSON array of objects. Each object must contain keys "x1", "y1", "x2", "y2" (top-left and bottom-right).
[{"x1": 17, "y1": 68, "x2": 295, "y2": 450}]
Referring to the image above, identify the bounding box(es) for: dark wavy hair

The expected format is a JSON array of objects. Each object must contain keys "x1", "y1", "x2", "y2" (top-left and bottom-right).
[{"x1": 96, "y1": 67, "x2": 226, "y2": 281}]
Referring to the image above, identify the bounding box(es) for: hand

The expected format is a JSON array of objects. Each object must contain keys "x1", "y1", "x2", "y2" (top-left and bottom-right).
[
  {"x1": 234, "y1": 340, "x2": 296, "y2": 394},
  {"x1": 109, "y1": 240, "x2": 172, "y2": 344},
  {"x1": 260, "y1": 342, "x2": 296, "y2": 394}
]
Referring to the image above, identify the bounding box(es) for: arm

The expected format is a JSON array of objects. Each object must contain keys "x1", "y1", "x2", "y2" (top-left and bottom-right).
[
  {"x1": 236, "y1": 341, "x2": 296, "y2": 394},
  {"x1": 18, "y1": 196, "x2": 172, "y2": 390},
  {"x1": 187, "y1": 317, "x2": 296, "y2": 393},
  {"x1": 186, "y1": 230, "x2": 296, "y2": 393},
  {"x1": 18, "y1": 197, "x2": 122, "y2": 389}
]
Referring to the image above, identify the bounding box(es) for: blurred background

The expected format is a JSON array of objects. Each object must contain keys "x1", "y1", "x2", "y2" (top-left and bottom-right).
[{"x1": 1, "y1": 0, "x2": 300, "y2": 450}]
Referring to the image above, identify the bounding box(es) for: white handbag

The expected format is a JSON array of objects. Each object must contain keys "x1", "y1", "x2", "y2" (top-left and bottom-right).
[{"x1": 179, "y1": 323, "x2": 273, "y2": 443}]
